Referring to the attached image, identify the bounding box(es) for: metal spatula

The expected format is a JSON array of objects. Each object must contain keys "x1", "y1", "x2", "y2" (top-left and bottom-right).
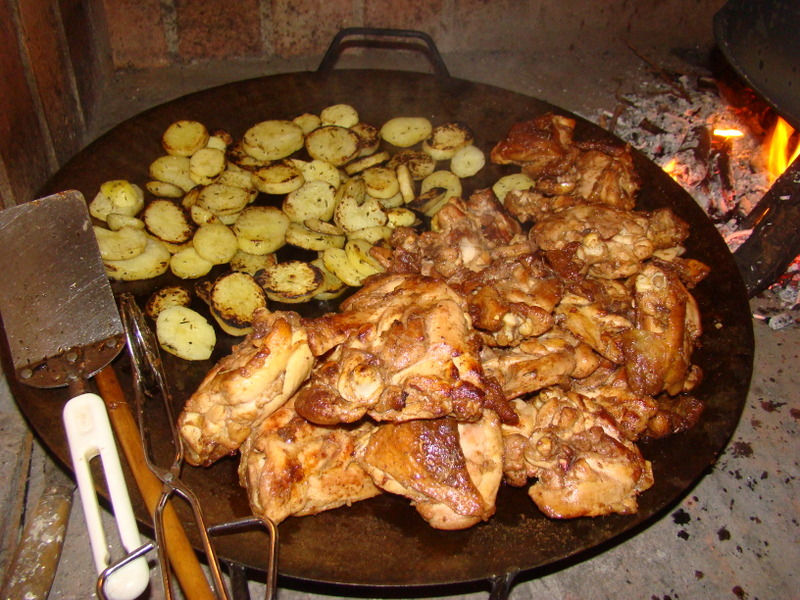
[{"x1": 0, "y1": 191, "x2": 149, "y2": 600}]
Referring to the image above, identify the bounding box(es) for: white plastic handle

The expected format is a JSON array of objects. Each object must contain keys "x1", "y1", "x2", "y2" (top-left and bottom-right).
[{"x1": 63, "y1": 393, "x2": 150, "y2": 600}]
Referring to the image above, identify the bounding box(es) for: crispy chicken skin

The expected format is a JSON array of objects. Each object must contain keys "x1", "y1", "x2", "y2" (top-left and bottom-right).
[
  {"x1": 239, "y1": 398, "x2": 380, "y2": 524},
  {"x1": 356, "y1": 410, "x2": 503, "y2": 530},
  {"x1": 294, "y1": 274, "x2": 489, "y2": 425},
  {"x1": 179, "y1": 310, "x2": 314, "y2": 466}
]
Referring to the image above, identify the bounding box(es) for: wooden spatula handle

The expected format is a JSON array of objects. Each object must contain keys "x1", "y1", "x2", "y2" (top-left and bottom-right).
[{"x1": 95, "y1": 366, "x2": 217, "y2": 600}]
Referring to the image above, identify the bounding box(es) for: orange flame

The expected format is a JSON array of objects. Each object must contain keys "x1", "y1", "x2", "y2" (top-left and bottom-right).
[
  {"x1": 662, "y1": 158, "x2": 678, "y2": 181},
  {"x1": 713, "y1": 128, "x2": 744, "y2": 138},
  {"x1": 766, "y1": 117, "x2": 800, "y2": 180}
]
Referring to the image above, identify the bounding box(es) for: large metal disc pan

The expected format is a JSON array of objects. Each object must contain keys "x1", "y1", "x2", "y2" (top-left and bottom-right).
[{"x1": 11, "y1": 69, "x2": 754, "y2": 591}]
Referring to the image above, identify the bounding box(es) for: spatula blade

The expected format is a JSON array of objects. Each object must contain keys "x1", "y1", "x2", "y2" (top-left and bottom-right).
[{"x1": 0, "y1": 191, "x2": 124, "y2": 388}]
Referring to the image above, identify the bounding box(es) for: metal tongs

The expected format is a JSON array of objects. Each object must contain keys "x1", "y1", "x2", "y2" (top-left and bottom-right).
[{"x1": 107, "y1": 294, "x2": 278, "y2": 600}]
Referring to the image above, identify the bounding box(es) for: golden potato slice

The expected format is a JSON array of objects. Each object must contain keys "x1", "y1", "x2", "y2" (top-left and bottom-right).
[
  {"x1": 361, "y1": 166, "x2": 399, "y2": 199},
  {"x1": 320, "y1": 103, "x2": 359, "y2": 128},
  {"x1": 90, "y1": 180, "x2": 145, "y2": 221},
  {"x1": 229, "y1": 249, "x2": 278, "y2": 275},
  {"x1": 422, "y1": 122, "x2": 474, "y2": 160},
  {"x1": 350, "y1": 122, "x2": 381, "y2": 156},
  {"x1": 104, "y1": 237, "x2": 171, "y2": 281},
  {"x1": 380, "y1": 117, "x2": 432, "y2": 147},
  {"x1": 346, "y1": 226, "x2": 393, "y2": 244},
  {"x1": 142, "y1": 199, "x2": 195, "y2": 244},
  {"x1": 255, "y1": 261, "x2": 325, "y2": 304},
  {"x1": 334, "y1": 194, "x2": 387, "y2": 233},
  {"x1": 299, "y1": 159, "x2": 341, "y2": 188},
  {"x1": 190, "y1": 204, "x2": 221, "y2": 226},
  {"x1": 156, "y1": 306, "x2": 216, "y2": 361},
  {"x1": 189, "y1": 147, "x2": 227, "y2": 185},
  {"x1": 209, "y1": 271, "x2": 268, "y2": 336},
  {"x1": 282, "y1": 180, "x2": 337, "y2": 222},
  {"x1": 145, "y1": 285, "x2": 192, "y2": 320},
  {"x1": 106, "y1": 213, "x2": 145, "y2": 231},
  {"x1": 149, "y1": 155, "x2": 197, "y2": 192},
  {"x1": 395, "y1": 163, "x2": 415, "y2": 202},
  {"x1": 285, "y1": 221, "x2": 346, "y2": 252},
  {"x1": 193, "y1": 223, "x2": 238, "y2": 265},
  {"x1": 215, "y1": 163, "x2": 256, "y2": 190},
  {"x1": 146, "y1": 180, "x2": 185, "y2": 199},
  {"x1": 162, "y1": 120, "x2": 209, "y2": 157},
  {"x1": 197, "y1": 183, "x2": 251, "y2": 217},
  {"x1": 252, "y1": 160, "x2": 305, "y2": 195},
  {"x1": 345, "y1": 239, "x2": 384, "y2": 277},
  {"x1": 421, "y1": 170, "x2": 462, "y2": 204},
  {"x1": 408, "y1": 186, "x2": 449, "y2": 216},
  {"x1": 242, "y1": 119, "x2": 305, "y2": 161},
  {"x1": 293, "y1": 112, "x2": 322, "y2": 135},
  {"x1": 304, "y1": 126, "x2": 360, "y2": 166},
  {"x1": 387, "y1": 150, "x2": 437, "y2": 180},
  {"x1": 170, "y1": 246, "x2": 214, "y2": 279},
  {"x1": 386, "y1": 207, "x2": 418, "y2": 228},
  {"x1": 321, "y1": 247, "x2": 364, "y2": 287},
  {"x1": 492, "y1": 173, "x2": 535, "y2": 204},
  {"x1": 226, "y1": 140, "x2": 270, "y2": 172},
  {"x1": 232, "y1": 206, "x2": 289, "y2": 255},
  {"x1": 449, "y1": 144, "x2": 486, "y2": 178},
  {"x1": 344, "y1": 150, "x2": 390, "y2": 176},
  {"x1": 310, "y1": 257, "x2": 348, "y2": 301},
  {"x1": 374, "y1": 192, "x2": 404, "y2": 210},
  {"x1": 93, "y1": 225, "x2": 148, "y2": 261}
]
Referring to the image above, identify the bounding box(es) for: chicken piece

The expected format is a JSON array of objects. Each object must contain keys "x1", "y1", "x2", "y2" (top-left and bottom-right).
[
  {"x1": 456, "y1": 252, "x2": 562, "y2": 347},
  {"x1": 621, "y1": 263, "x2": 703, "y2": 396},
  {"x1": 571, "y1": 384, "x2": 659, "y2": 442},
  {"x1": 356, "y1": 410, "x2": 503, "y2": 530},
  {"x1": 490, "y1": 113, "x2": 577, "y2": 173},
  {"x1": 642, "y1": 392, "x2": 705, "y2": 440},
  {"x1": 503, "y1": 388, "x2": 654, "y2": 518},
  {"x1": 294, "y1": 274, "x2": 489, "y2": 425},
  {"x1": 569, "y1": 147, "x2": 639, "y2": 210},
  {"x1": 179, "y1": 309, "x2": 314, "y2": 466},
  {"x1": 239, "y1": 398, "x2": 380, "y2": 524},
  {"x1": 555, "y1": 296, "x2": 633, "y2": 365}
]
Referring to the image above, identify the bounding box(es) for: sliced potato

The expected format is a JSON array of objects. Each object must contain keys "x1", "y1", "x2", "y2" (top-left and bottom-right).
[
  {"x1": 321, "y1": 247, "x2": 364, "y2": 287},
  {"x1": 193, "y1": 223, "x2": 238, "y2": 265},
  {"x1": 380, "y1": 117, "x2": 432, "y2": 147},
  {"x1": 170, "y1": 246, "x2": 214, "y2": 279},
  {"x1": 162, "y1": 120, "x2": 209, "y2": 157},
  {"x1": 145, "y1": 286, "x2": 192, "y2": 320},
  {"x1": 395, "y1": 163, "x2": 415, "y2": 202},
  {"x1": 299, "y1": 159, "x2": 341, "y2": 188},
  {"x1": 334, "y1": 195, "x2": 387, "y2": 233},
  {"x1": 197, "y1": 183, "x2": 251, "y2": 217},
  {"x1": 190, "y1": 204, "x2": 221, "y2": 226},
  {"x1": 304, "y1": 126, "x2": 360, "y2": 166},
  {"x1": 449, "y1": 144, "x2": 485, "y2": 178},
  {"x1": 104, "y1": 237, "x2": 171, "y2": 281},
  {"x1": 361, "y1": 166, "x2": 399, "y2": 199},
  {"x1": 215, "y1": 163, "x2": 256, "y2": 190},
  {"x1": 345, "y1": 225, "x2": 393, "y2": 244},
  {"x1": 374, "y1": 191, "x2": 404, "y2": 210},
  {"x1": 408, "y1": 186, "x2": 449, "y2": 216},
  {"x1": 242, "y1": 119, "x2": 305, "y2": 161},
  {"x1": 252, "y1": 160, "x2": 305, "y2": 195},
  {"x1": 293, "y1": 112, "x2": 322, "y2": 135},
  {"x1": 282, "y1": 180, "x2": 337, "y2": 223},
  {"x1": 310, "y1": 257, "x2": 348, "y2": 300},
  {"x1": 205, "y1": 132, "x2": 232, "y2": 152},
  {"x1": 209, "y1": 271, "x2": 268, "y2": 336},
  {"x1": 345, "y1": 239, "x2": 384, "y2": 277},
  {"x1": 90, "y1": 180, "x2": 145, "y2": 221},
  {"x1": 226, "y1": 140, "x2": 270, "y2": 172},
  {"x1": 232, "y1": 206, "x2": 290, "y2": 255},
  {"x1": 320, "y1": 103, "x2": 359, "y2": 128},
  {"x1": 146, "y1": 180, "x2": 185, "y2": 199},
  {"x1": 142, "y1": 199, "x2": 195, "y2": 244},
  {"x1": 149, "y1": 155, "x2": 197, "y2": 192},
  {"x1": 422, "y1": 122, "x2": 474, "y2": 160},
  {"x1": 93, "y1": 225, "x2": 148, "y2": 261},
  {"x1": 189, "y1": 147, "x2": 227, "y2": 185},
  {"x1": 386, "y1": 207, "x2": 418, "y2": 228},
  {"x1": 421, "y1": 170, "x2": 462, "y2": 204},
  {"x1": 285, "y1": 221, "x2": 346, "y2": 251},
  {"x1": 387, "y1": 150, "x2": 437, "y2": 180},
  {"x1": 492, "y1": 172, "x2": 535, "y2": 204},
  {"x1": 344, "y1": 150, "x2": 390, "y2": 176},
  {"x1": 229, "y1": 249, "x2": 278, "y2": 275},
  {"x1": 255, "y1": 261, "x2": 325, "y2": 304},
  {"x1": 156, "y1": 306, "x2": 216, "y2": 361},
  {"x1": 350, "y1": 122, "x2": 381, "y2": 156},
  {"x1": 106, "y1": 213, "x2": 145, "y2": 231}
]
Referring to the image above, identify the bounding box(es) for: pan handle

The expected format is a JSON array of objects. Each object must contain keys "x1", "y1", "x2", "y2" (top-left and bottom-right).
[
  {"x1": 487, "y1": 570, "x2": 518, "y2": 600},
  {"x1": 317, "y1": 27, "x2": 451, "y2": 77}
]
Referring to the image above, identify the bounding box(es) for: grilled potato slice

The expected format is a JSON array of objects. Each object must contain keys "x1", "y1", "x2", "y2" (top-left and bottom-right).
[
  {"x1": 408, "y1": 186, "x2": 449, "y2": 216},
  {"x1": 395, "y1": 163, "x2": 415, "y2": 202},
  {"x1": 492, "y1": 173, "x2": 535, "y2": 204},
  {"x1": 298, "y1": 158, "x2": 341, "y2": 188},
  {"x1": 190, "y1": 204, "x2": 221, "y2": 226},
  {"x1": 345, "y1": 239, "x2": 384, "y2": 277},
  {"x1": 156, "y1": 305, "x2": 216, "y2": 361},
  {"x1": 387, "y1": 150, "x2": 437, "y2": 180},
  {"x1": 350, "y1": 122, "x2": 381, "y2": 156},
  {"x1": 197, "y1": 183, "x2": 252, "y2": 217},
  {"x1": 226, "y1": 140, "x2": 270, "y2": 172},
  {"x1": 93, "y1": 225, "x2": 148, "y2": 261},
  {"x1": 90, "y1": 180, "x2": 145, "y2": 221},
  {"x1": 320, "y1": 103, "x2": 359, "y2": 128},
  {"x1": 149, "y1": 155, "x2": 197, "y2": 192},
  {"x1": 283, "y1": 180, "x2": 337, "y2": 222},
  {"x1": 232, "y1": 206, "x2": 289, "y2": 255},
  {"x1": 243, "y1": 119, "x2": 305, "y2": 161},
  {"x1": 145, "y1": 285, "x2": 192, "y2": 320},
  {"x1": 310, "y1": 256, "x2": 348, "y2": 301},
  {"x1": 104, "y1": 236, "x2": 171, "y2": 281},
  {"x1": 215, "y1": 162, "x2": 256, "y2": 190},
  {"x1": 252, "y1": 160, "x2": 305, "y2": 195},
  {"x1": 145, "y1": 180, "x2": 185, "y2": 199},
  {"x1": 304, "y1": 126, "x2": 360, "y2": 166},
  {"x1": 380, "y1": 117, "x2": 432, "y2": 147},
  {"x1": 256, "y1": 261, "x2": 325, "y2": 304},
  {"x1": 422, "y1": 122, "x2": 474, "y2": 160},
  {"x1": 208, "y1": 271, "x2": 268, "y2": 336},
  {"x1": 193, "y1": 223, "x2": 238, "y2": 265},
  {"x1": 170, "y1": 246, "x2": 214, "y2": 279},
  {"x1": 189, "y1": 147, "x2": 227, "y2": 185},
  {"x1": 421, "y1": 170, "x2": 462, "y2": 205},
  {"x1": 386, "y1": 207, "x2": 418, "y2": 228},
  {"x1": 321, "y1": 247, "x2": 364, "y2": 287},
  {"x1": 333, "y1": 177, "x2": 388, "y2": 233},
  {"x1": 162, "y1": 120, "x2": 209, "y2": 157},
  {"x1": 361, "y1": 166, "x2": 399, "y2": 199},
  {"x1": 344, "y1": 150, "x2": 390, "y2": 176},
  {"x1": 229, "y1": 249, "x2": 278, "y2": 275},
  {"x1": 345, "y1": 225, "x2": 393, "y2": 244},
  {"x1": 106, "y1": 213, "x2": 145, "y2": 231},
  {"x1": 285, "y1": 221, "x2": 346, "y2": 251},
  {"x1": 143, "y1": 199, "x2": 195, "y2": 244},
  {"x1": 449, "y1": 144, "x2": 485, "y2": 178},
  {"x1": 293, "y1": 112, "x2": 322, "y2": 135}
]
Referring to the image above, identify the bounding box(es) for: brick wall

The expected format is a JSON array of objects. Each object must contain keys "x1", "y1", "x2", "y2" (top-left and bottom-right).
[{"x1": 0, "y1": 0, "x2": 725, "y2": 209}]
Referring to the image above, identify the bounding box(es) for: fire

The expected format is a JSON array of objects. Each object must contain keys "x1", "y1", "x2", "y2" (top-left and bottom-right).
[
  {"x1": 713, "y1": 128, "x2": 744, "y2": 138},
  {"x1": 765, "y1": 117, "x2": 800, "y2": 180},
  {"x1": 662, "y1": 158, "x2": 678, "y2": 181}
]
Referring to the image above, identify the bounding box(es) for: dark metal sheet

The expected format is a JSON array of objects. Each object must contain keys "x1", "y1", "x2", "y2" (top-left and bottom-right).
[{"x1": 9, "y1": 70, "x2": 754, "y2": 590}]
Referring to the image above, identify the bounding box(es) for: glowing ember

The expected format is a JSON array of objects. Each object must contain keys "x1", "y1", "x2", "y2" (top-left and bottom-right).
[
  {"x1": 766, "y1": 117, "x2": 800, "y2": 180},
  {"x1": 662, "y1": 158, "x2": 679, "y2": 180},
  {"x1": 714, "y1": 128, "x2": 744, "y2": 138}
]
